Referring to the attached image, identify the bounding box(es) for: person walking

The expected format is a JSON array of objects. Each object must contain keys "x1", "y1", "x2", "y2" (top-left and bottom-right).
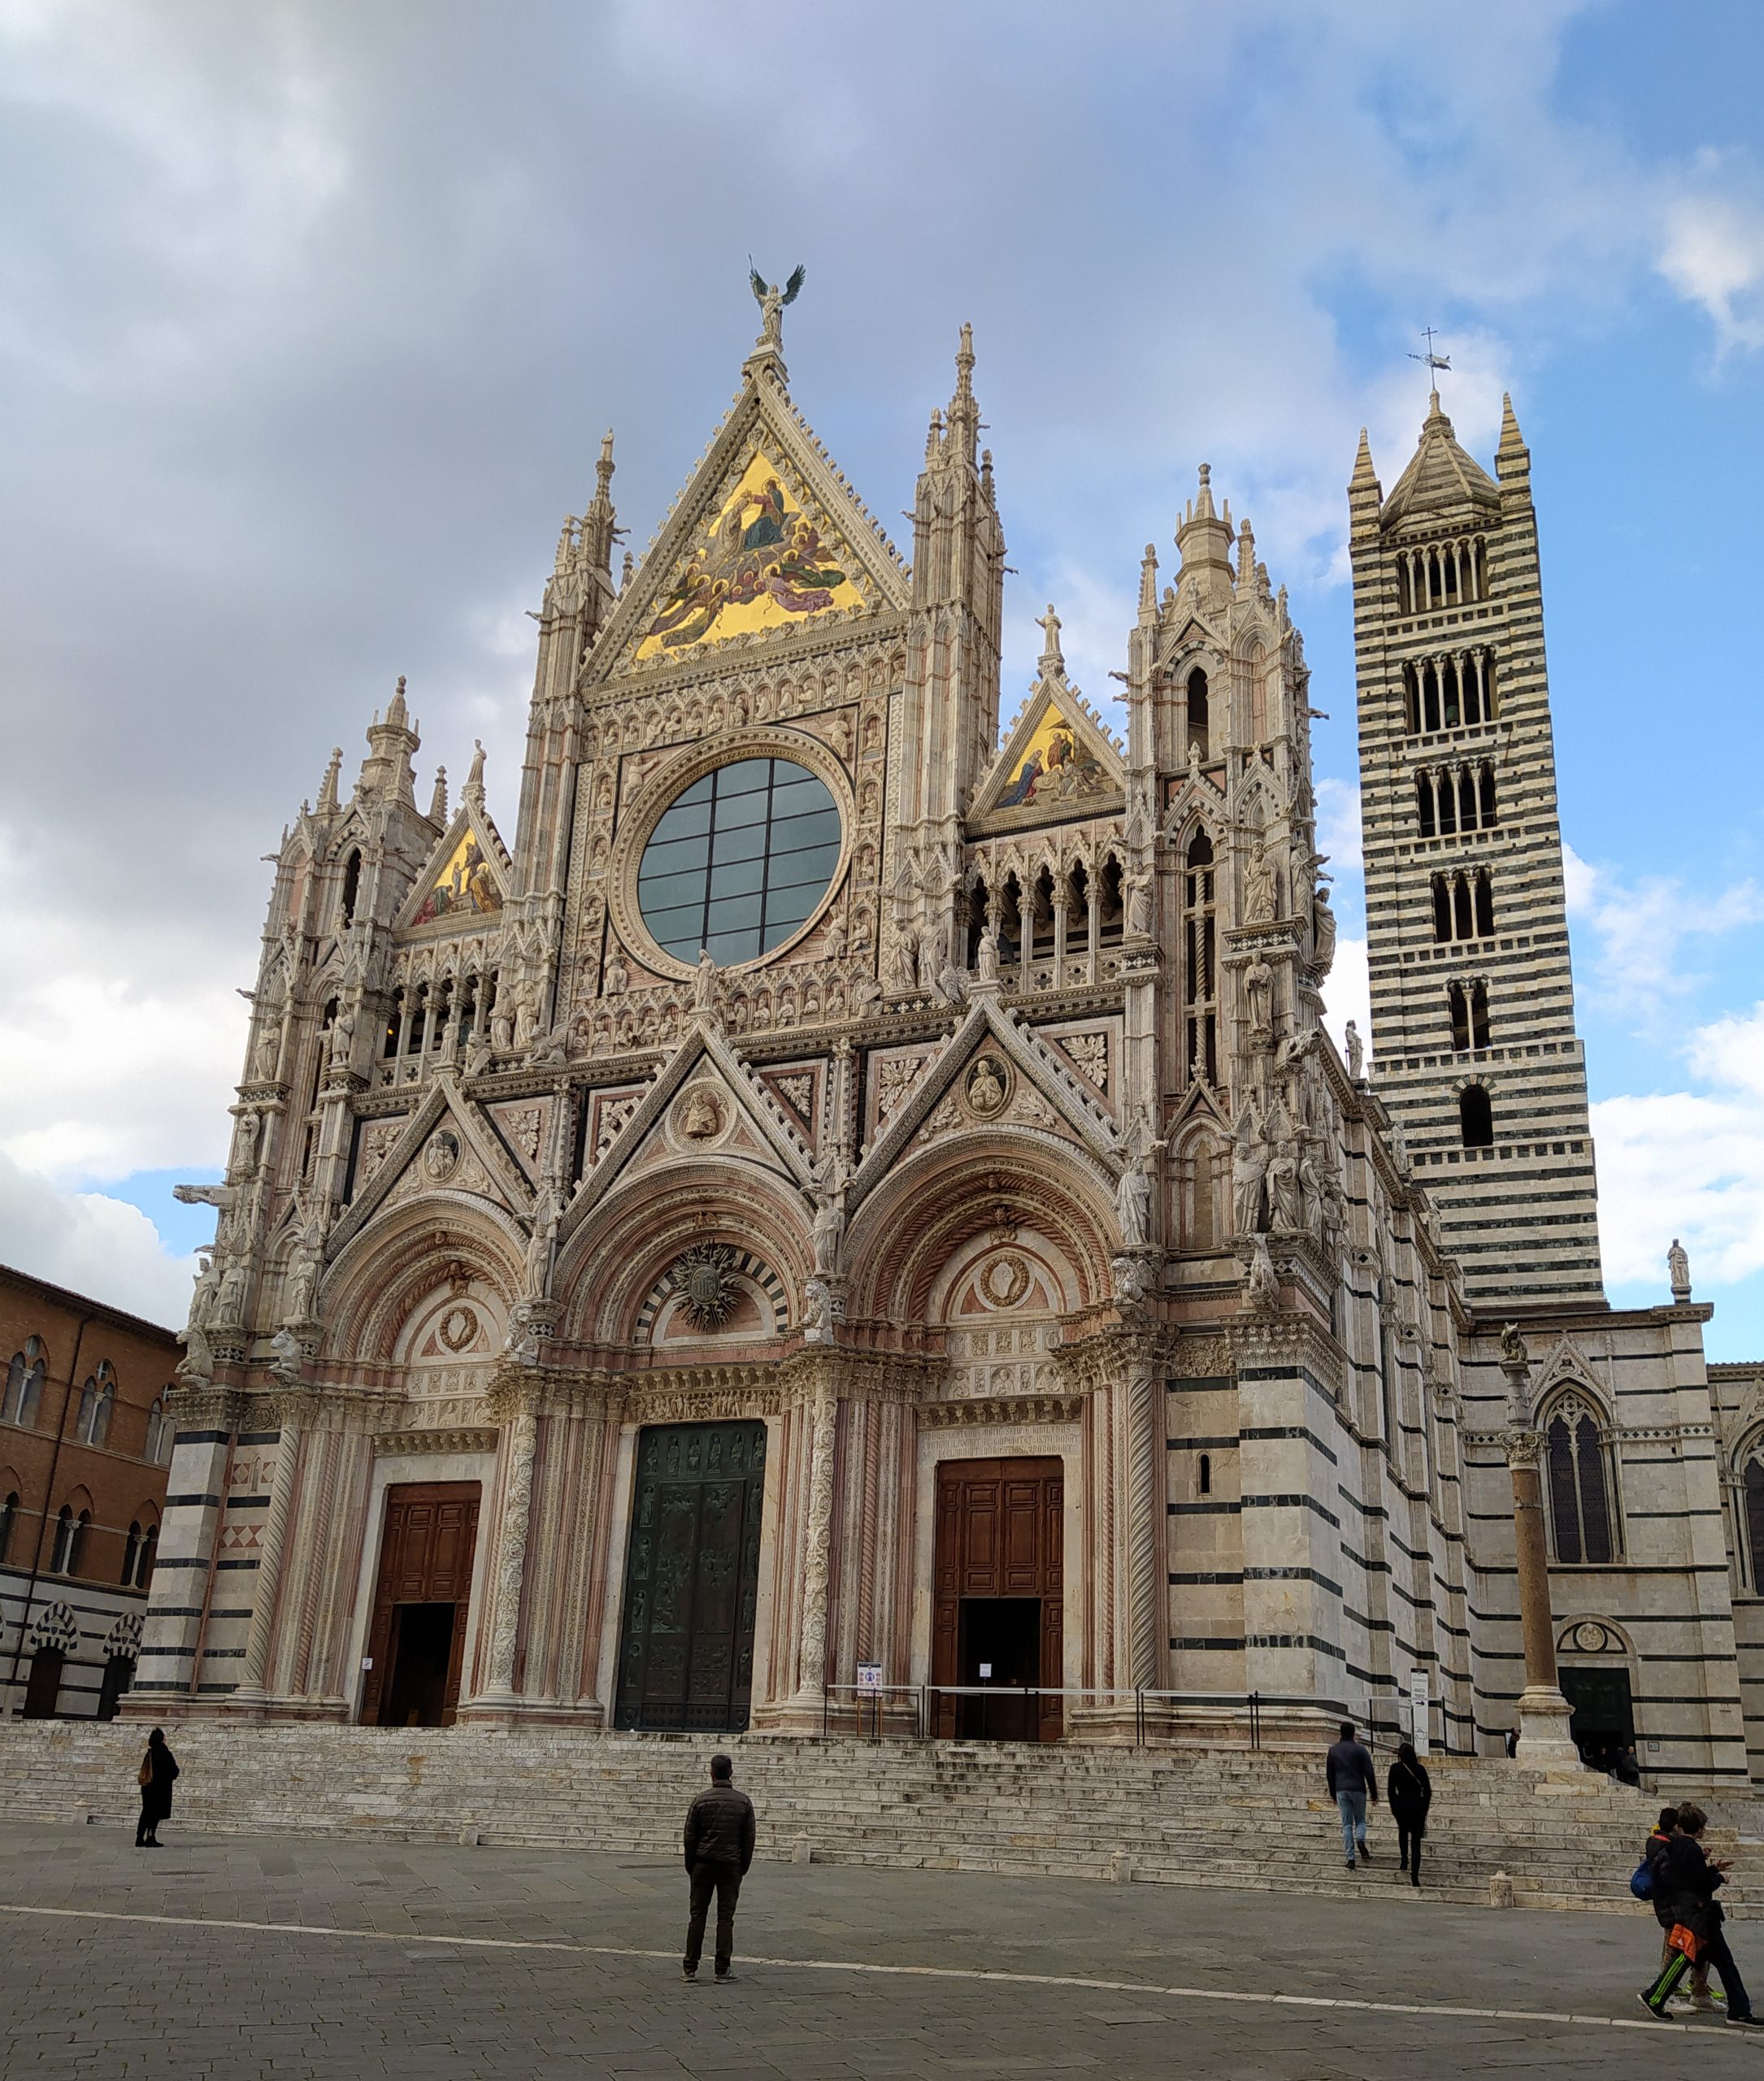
[
  {"x1": 1641, "y1": 1806, "x2": 1715, "y2": 2013},
  {"x1": 681, "y1": 1753, "x2": 754, "y2": 1985},
  {"x1": 1326, "y1": 1722, "x2": 1377, "y2": 1870},
  {"x1": 1387, "y1": 1740, "x2": 1432, "y2": 1888},
  {"x1": 1640, "y1": 1801, "x2": 1763, "y2": 2027},
  {"x1": 134, "y1": 1727, "x2": 179, "y2": 1849}
]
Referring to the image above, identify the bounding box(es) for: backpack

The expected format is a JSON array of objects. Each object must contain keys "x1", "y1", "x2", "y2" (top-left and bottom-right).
[{"x1": 1629, "y1": 1858, "x2": 1653, "y2": 1901}]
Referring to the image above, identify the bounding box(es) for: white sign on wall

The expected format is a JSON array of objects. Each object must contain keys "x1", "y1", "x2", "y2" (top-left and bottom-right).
[{"x1": 1409, "y1": 1669, "x2": 1431, "y2": 1757}]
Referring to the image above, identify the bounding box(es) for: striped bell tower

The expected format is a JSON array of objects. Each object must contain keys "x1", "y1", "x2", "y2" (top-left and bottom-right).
[{"x1": 1349, "y1": 389, "x2": 1604, "y2": 1307}]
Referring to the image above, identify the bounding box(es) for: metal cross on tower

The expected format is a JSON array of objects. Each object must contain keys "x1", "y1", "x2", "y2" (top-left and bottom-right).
[{"x1": 1408, "y1": 326, "x2": 1451, "y2": 389}]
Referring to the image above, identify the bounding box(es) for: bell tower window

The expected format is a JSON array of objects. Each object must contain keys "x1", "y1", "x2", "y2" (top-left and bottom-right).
[
  {"x1": 1183, "y1": 832, "x2": 1217, "y2": 1084},
  {"x1": 1459, "y1": 1083, "x2": 1493, "y2": 1149}
]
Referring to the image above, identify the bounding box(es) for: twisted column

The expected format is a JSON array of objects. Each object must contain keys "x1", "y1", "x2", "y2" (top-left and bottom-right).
[
  {"x1": 793, "y1": 1386, "x2": 836, "y2": 1705},
  {"x1": 481, "y1": 1408, "x2": 539, "y2": 1701}
]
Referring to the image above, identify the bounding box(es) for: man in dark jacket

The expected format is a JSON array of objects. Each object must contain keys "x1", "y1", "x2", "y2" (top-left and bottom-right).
[
  {"x1": 682, "y1": 1753, "x2": 755, "y2": 1984},
  {"x1": 1325, "y1": 1722, "x2": 1377, "y2": 1870},
  {"x1": 1640, "y1": 1802, "x2": 1762, "y2": 2026}
]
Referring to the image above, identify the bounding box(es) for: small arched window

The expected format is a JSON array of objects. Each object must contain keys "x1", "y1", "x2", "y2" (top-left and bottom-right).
[
  {"x1": 122, "y1": 1522, "x2": 144, "y2": 1587},
  {"x1": 1546, "y1": 1397, "x2": 1616, "y2": 1564},
  {"x1": 51, "y1": 1503, "x2": 90, "y2": 1575},
  {"x1": 1470, "y1": 980, "x2": 1491, "y2": 1049},
  {"x1": 0, "y1": 1489, "x2": 17, "y2": 1562},
  {"x1": 76, "y1": 1362, "x2": 115, "y2": 1448},
  {"x1": 144, "y1": 1395, "x2": 174, "y2": 1466},
  {"x1": 1186, "y1": 667, "x2": 1210, "y2": 758},
  {"x1": 1448, "y1": 982, "x2": 1470, "y2": 1052},
  {"x1": 137, "y1": 1523, "x2": 158, "y2": 1591},
  {"x1": 5, "y1": 1338, "x2": 46, "y2": 1428},
  {"x1": 1198, "y1": 1453, "x2": 1212, "y2": 1497},
  {"x1": 339, "y1": 848, "x2": 363, "y2": 928},
  {"x1": 1459, "y1": 1084, "x2": 1493, "y2": 1149},
  {"x1": 1415, "y1": 772, "x2": 1436, "y2": 838}
]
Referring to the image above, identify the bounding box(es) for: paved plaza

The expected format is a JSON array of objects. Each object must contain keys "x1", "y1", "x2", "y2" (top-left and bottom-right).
[{"x1": 3, "y1": 1819, "x2": 1762, "y2": 2079}]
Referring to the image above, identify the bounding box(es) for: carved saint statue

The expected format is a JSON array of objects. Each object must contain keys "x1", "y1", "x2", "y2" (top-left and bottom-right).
[
  {"x1": 522, "y1": 1183, "x2": 558, "y2": 1301},
  {"x1": 1244, "y1": 950, "x2": 1273, "y2": 1035},
  {"x1": 1266, "y1": 1136, "x2": 1303, "y2": 1232},
  {"x1": 1126, "y1": 868, "x2": 1154, "y2": 939},
  {"x1": 1668, "y1": 1237, "x2": 1692, "y2": 1300},
  {"x1": 892, "y1": 926, "x2": 919, "y2": 993},
  {"x1": 1245, "y1": 841, "x2": 1278, "y2": 925},
  {"x1": 976, "y1": 924, "x2": 1000, "y2": 982},
  {"x1": 682, "y1": 1090, "x2": 721, "y2": 1140},
  {"x1": 252, "y1": 1023, "x2": 281, "y2": 1083},
  {"x1": 1232, "y1": 1110, "x2": 1267, "y2": 1235},
  {"x1": 284, "y1": 1225, "x2": 323, "y2": 1324},
  {"x1": 603, "y1": 948, "x2": 629, "y2": 997},
  {"x1": 328, "y1": 1002, "x2": 355, "y2": 1067},
  {"x1": 1310, "y1": 885, "x2": 1337, "y2": 980},
  {"x1": 1114, "y1": 1150, "x2": 1153, "y2": 1249},
  {"x1": 810, "y1": 1153, "x2": 848, "y2": 1275},
  {"x1": 1344, "y1": 1019, "x2": 1365, "y2": 1080},
  {"x1": 693, "y1": 949, "x2": 719, "y2": 1014}
]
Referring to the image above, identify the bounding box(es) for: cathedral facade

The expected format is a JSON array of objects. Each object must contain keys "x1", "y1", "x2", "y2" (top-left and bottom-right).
[{"x1": 136, "y1": 299, "x2": 1759, "y2": 1791}]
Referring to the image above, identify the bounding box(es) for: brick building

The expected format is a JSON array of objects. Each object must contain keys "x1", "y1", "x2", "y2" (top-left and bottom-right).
[{"x1": 0, "y1": 1265, "x2": 178, "y2": 1718}]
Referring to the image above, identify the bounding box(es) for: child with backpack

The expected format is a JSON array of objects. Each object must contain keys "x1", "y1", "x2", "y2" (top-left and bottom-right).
[{"x1": 1636, "y1": 1808, "x2": 1714, "y2": 2012}]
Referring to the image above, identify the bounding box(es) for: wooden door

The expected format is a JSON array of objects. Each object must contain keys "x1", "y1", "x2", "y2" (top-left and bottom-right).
[
  {"x1": 932, "y1": 1458, "x2": 1063, "y2": 1740},
  {"x1": 615, "y1": 1421, "x2": 767, "y2": 1732},
  {"x1": 361, "y1": 1482, "x2": 480, "y2": 1726}
]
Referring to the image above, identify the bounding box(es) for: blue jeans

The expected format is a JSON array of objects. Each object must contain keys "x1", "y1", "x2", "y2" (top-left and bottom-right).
[{"x1": 1336, "y1": 1787, "x2": 1368, "y2": 1860}]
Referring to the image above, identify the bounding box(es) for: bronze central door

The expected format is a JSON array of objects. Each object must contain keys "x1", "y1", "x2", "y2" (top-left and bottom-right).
[{"x1": 615, "y1": 1420, "x2": 767, "y2": 1732}]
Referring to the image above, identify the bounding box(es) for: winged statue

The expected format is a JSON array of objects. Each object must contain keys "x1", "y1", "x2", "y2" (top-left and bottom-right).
[{"x1": 749, "y1": 261, "x2": 806, "y2": 349}]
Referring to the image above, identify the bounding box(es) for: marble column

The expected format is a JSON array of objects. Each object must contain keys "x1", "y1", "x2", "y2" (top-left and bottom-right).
[
  {"x1": 1500, "y1": 1332, "x2": 1579, "y2": 1766},
  {"x1": 231, "y1": 1391, "x2": 307, "y2": 1709},
  {"x1": 474, "y1": 1406, "x2": 539, "y2": 1709}
]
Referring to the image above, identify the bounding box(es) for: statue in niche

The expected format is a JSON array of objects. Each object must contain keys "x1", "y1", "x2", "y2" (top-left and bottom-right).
[
  {"x1": 1232, "y1": 1108, "x2": 1268, "y2": 1234},
  {"x1": 1267, "y1": 1135, "x2": 1303, "y2": 1232},
  {"x1": 1345, "y1": 1019, "x2": 1365, "y2": 1080},
  {"x1": 252, "y1": 1022, "x2": 281, "y2": 1083},
  {"x1": 976, "y1": 925, "x2": 1000, "y2": 982},
  {"x1": 1310, "y1": 884, "x2": 1337, "y2": 980},
  {"x1": 1244, "y1": 949, "x2": 1274, "y2": 1035},
  {"x1": 283, "y1": 1223, "x2": 324, "y2": 1324},
  {"x1": 1126, "y1": 867, "x2": 1154, "y2": 938},
  {"x1": 603, "y1": 948, "x2": 629, "y2": 997},
  {"x1": 1114, "y1": 1149, "x2": 1153, "y2": 1249},
  {"x1": 892, "y1": 926, "x2": 919, "y2": 993},
  {"x1": 328, "y1": 1002, "x2": 356, "y2": 1067},
  {"x1": 693, "y1": 949, "x2": 719, "y2": 1015},
  {"x1": 523, "y1": 1183, "x2": 558, "y2": 1301},
  {"x1": 965, "y1": 1056, "x2": 1007, "y2": 1118},
  {"x1": 810, "y1": 1153, "x2": 849, "y2": 1275},
  {"x1": 825, "y1": 917, "x2": 849, "y2": 960},
  {"x1": 1245, "y1": 841, "x2": 1278, "y2": 924}
]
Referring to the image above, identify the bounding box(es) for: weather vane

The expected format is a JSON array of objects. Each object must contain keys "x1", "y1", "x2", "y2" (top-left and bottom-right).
[{"x1": 1408, "y1": 325, "x2": 1451, "y2": 389}]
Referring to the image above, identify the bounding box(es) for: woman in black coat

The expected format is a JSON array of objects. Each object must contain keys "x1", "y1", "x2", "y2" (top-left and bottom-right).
[
  {"x1": 135, "y1": 1727, "x2": 180, "y2": 1849},
  {"x1": 1387, "y1": 1740, "x2": 1432, "y2": 1888}
]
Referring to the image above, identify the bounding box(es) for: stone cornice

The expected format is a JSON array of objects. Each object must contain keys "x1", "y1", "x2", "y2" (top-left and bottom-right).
[
  {"x1": 374, "y1": 1426, "x2": 499, "y2": 1458},
  {"x1": 919, "y1": 1393, "x2": 1083, "y2": 1429},
  {"x1": 1227, "y1": 1310, "x2": 1347, "y2": 1397}
]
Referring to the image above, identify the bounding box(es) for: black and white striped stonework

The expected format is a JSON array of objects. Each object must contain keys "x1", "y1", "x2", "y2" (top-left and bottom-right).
[{"x1": 1349, "y1": 397, "x2": 1604, "y2": 1306}]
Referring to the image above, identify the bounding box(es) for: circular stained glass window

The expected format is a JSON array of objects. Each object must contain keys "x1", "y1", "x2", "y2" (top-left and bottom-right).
[{"x1": 636, "y1": 756, "x2": 842, "y2": 967}]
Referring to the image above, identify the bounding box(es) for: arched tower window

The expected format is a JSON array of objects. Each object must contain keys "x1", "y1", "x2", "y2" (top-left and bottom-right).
[
  {"x1": 1458, "y1": 1083, "x2": 1493, "y2": 1148},
  {"x1": 1470, "y1": 980, "x2": 1490, "y2": 1049},
  {"x1": 0, "y1": 1490, "x2": 17, "y2": 1562},
  {"x1": 1415, "y1": 772, "x2": 1436, "y2": 838},
  {"x1": 1474, "y1": 869, "x2": 1494, "y2": 937},
  {"x1": 5, "y1": 1339, "x2": 46, "y2": 1428},
  {"x1": 1097, "y1": 856, "x2": 1124, "y2": 945},
  {"x1": 1448, "y1": 982, "x2": 1470, "y2": 1052},
  {"x1": 1186, "y1": 667, "x2": 1210, "y2": 760},
  {"x1": 1198, "y1": 1453, "x2": 1211, "y2": 1496},
  {"x1": 339, "y1": 849, "x2": 363, "y2": 928},
  {"x1": 51, "y1": 1503, "x2": 91, "y2": 1576},
  {"x1": 144, "y1": 1395, "x2": 173, "y2": 1465},
  {"x1": 1183, "y1": 832, "x2": 1217, "y2": 1084},
  {"x1": 965, "y1": 877, "x2": 990, "y2": 969},
  {"x1": 1546, "y1": 1395, "x2": 1616, "y2": 1563},
  {"x1": 122, "y1": 1522, "x2": 144, "y2": 1587},
  {"x1": 1479, "y1": 762, "x2": 1497, "y2": 827}
]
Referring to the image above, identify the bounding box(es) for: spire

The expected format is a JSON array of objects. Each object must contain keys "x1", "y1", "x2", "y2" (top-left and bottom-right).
[
  {"x1": 428, "y1": 766, "x2": 448, "y2": 823},
  {"x1": 1496, "y1": 391, "x2": 1531, "y2": 482},
  {"x1": 315, "y1": 746, "x2": 341, "y2": 816},
  {"x1": 1175, "y1": 462, "x2": 1234, "y2": 607},
  {"x1": 1236, "y1": 516, "x2": 1256, "y2": 592},
  {"x1": 1138, "y1": 542, "x2": 1158, "y2": 620},
  {"x1": 1379, "y1": 389, "x2": 1499, "y2": 528},
  {"x1": 357, "y1": 676, "x2": 420, "y2": 806},
  {"x1": 1192, "y1": 462, "x2": 1216, "y2": 522},
  {"x1": 1350, "y1": 428, "x2": 1378, "y2": 490},
  {"x1": 945, "y1": 323, "x2": 979, "y2": 463},
  {"x1": 580, "y1": 429, "x2": 619, "y2": 572},
  {"x1": 463, "y1": 738, "x2": 486, "y2": 807}
]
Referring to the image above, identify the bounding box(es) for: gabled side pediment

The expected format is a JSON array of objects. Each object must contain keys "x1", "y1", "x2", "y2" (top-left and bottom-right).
[
  {"x1": 560, "y1": 1016, "x2": 817, "y2": 1241},
  {"x1": 585, "y1": 372, "x2": 910, "y2": 683},
  {"x1": 970, "y1": 660, "x2": 1124, "y2": 832},
  {"x1": 329, "y1": 1072, "x2": 536, "y2": 1255},
  {"x1": 394, "y1": 800, "x2": 511, "y2": 936}
]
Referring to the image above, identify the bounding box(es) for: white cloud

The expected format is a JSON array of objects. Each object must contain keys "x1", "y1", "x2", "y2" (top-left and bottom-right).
[
  {"x1": 1315, "y1": 777, "x2": 1365, "y2": 882},
  {"x1": 0, "y1": 1148, "x2": 196, "y2": 1330},
  {"x1": 1658, "y1": 165, "x2": 1764, "y2": 356},
  {"x1": 1563, "y1": 843, "x2": 1764, "y2": 1032}
]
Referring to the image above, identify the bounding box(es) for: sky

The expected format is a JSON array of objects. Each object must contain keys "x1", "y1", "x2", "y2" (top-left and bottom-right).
[{"x1": 0, "y1": 0, "x2": 1760, "y2": 1353}]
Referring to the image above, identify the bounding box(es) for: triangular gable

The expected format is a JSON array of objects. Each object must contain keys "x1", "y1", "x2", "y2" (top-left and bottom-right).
[
  {"x1": 588, "y1": 372, "x2": 910, "y2": 682},
  {"x1": 395, "y1": 801, "x2": 511, "y2": 935},
  {"x1": 848, "y1": 997, "x2": 1123, "y2": 1216},
  {"x1": 970, "y1": 669, "x2": 1124, "y2": 828},
  {"x1": 1159, "y1": 758, "x2": 1227, "y2": 841},
  {"x1": 559, "y1": 1016, "x2": 816, "y2": 1242},
  {"x1": 329, "y1": 1071, "x2": 535, "y2": 1256}
]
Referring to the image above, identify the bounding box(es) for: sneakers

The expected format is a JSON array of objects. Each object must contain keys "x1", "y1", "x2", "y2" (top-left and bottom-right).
[
  {"x1": 1726, "y1": 2013, "x2": 1764, "y2": 2029},
  {"x1": 681, "y1": 1967, "x2": 697, "y2": 1983},
  {"x1": 1638, "y1": 1992, "x2": 1668, "y2": 2019},
  {"x1": 1345, "y1": 1857, "x2": 1356, "y2": 1870},
  {"x1": 715, "y1": 1970, "x2": 739, "y2": 1985}
]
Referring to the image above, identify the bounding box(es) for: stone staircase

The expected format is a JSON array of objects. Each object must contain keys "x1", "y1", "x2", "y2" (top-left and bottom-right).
[{"x1": 0, "y1": 1721, "x2": 1747, "y2": 1917}]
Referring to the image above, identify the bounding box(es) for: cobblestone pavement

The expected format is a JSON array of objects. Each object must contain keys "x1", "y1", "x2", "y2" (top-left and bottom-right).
[{"x1": 2, "y1": 1820, "x2": 1760, "y2": 2079}]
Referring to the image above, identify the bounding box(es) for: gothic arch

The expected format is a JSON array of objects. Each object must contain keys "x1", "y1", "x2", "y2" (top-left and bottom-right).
[
  {"x1": 843, "y1": 1135, "x2": 1114, "y2": 1325},
  {"x1": 554, "y1": 1164, "x2": 812, "y2": 1346},
  {"x1": 319, "y1": 1200, "x2": 523, "y2": 1366}
]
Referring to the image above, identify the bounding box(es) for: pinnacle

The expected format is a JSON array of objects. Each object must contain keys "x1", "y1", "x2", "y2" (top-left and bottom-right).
[{"x1": 1350, "y1": 427, "x2": 1378, "y2": 489}]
